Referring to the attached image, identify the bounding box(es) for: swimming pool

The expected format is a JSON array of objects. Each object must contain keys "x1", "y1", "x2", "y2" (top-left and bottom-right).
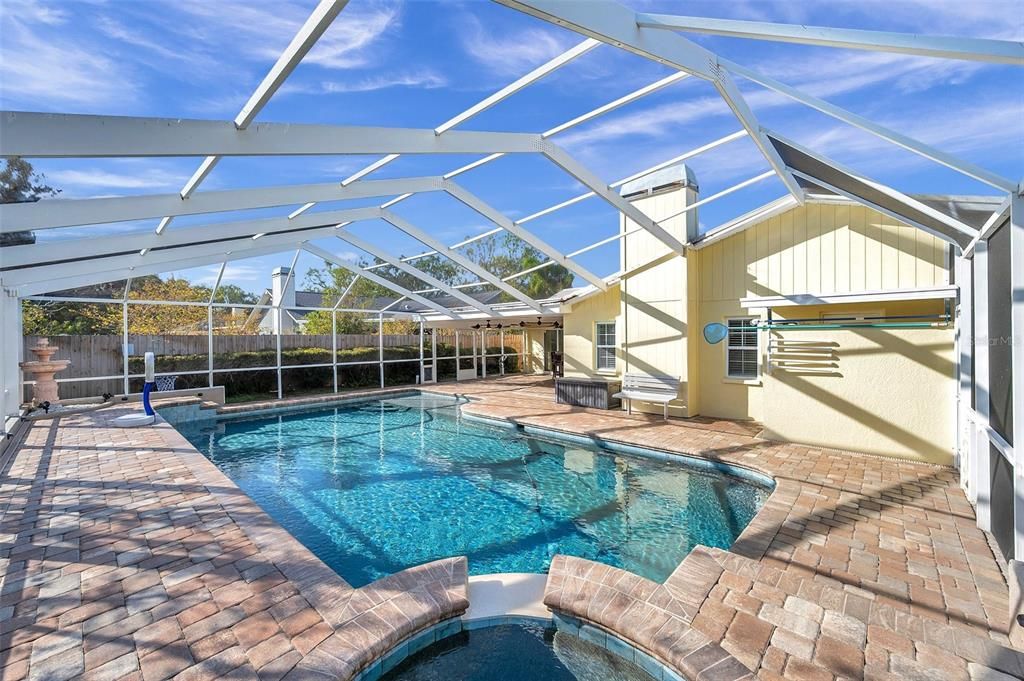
[
  {"x1": 380, "y1": 620, "x2": 656, "y2": 681},
  {"x1": 181, "y1": 393, "x2": 769, "y2": 587}
]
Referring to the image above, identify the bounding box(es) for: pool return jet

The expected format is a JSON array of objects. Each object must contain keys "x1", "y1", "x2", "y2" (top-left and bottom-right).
[{"x1": 112, "y1": 352, "x2": 157, "y2": 428}]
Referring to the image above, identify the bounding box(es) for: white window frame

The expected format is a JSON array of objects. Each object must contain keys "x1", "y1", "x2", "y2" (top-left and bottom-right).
[
  {"x1": 725, "y1": 316, "x2": 760, "y2": 381},
  {"x1": 595, "y1": 320, "x2": 616, "y2": 373}
]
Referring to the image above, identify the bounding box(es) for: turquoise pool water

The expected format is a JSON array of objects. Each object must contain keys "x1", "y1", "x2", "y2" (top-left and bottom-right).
[{"x1": 181, "y1": 393, "x2": 769, "y2": 587}]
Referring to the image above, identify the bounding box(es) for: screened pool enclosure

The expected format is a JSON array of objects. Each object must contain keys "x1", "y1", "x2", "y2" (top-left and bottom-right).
[{"x1": 1, "y1": 0, "x2": 1022, "y2": 559}]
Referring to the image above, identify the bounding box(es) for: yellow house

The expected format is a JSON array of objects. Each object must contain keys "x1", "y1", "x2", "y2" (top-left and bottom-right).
[
  {"x1": 542, "y1": 166, "x2": 989, "y2": 466},
  {"x1": 417, "y1": 165, "x2": 1001, "y2": 468}
]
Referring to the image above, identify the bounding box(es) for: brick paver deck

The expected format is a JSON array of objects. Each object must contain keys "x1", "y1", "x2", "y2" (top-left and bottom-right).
[
  {"x1": 0, "y1": 406, "x2": 467, "y2": 681},
  {"x1": 2, "y1": 375, "x2": 1020, "y2": 681},
  {"x1": 423, "y1": 375, "x2": 1023, "y2": 680}
]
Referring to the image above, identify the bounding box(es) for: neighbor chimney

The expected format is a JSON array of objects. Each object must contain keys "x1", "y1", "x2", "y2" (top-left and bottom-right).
[{"x1": 271, "y1": 266, "x2": 296, "y2": 334}]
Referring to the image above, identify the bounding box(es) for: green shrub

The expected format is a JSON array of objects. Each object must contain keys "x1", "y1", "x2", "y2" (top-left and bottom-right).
[{"x1": 130, "y1": 344, "x2": 522, "y2": 401}]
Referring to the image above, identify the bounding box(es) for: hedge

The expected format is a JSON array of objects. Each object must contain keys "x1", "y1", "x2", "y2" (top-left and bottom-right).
[{"x1": 128, "y1": 344, "x2": 522, "y2": 401}]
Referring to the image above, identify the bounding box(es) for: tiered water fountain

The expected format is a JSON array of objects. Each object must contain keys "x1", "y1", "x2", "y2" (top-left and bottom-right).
[{"x1": 20, "y1": 337, "x2": 71, "y2": 407}]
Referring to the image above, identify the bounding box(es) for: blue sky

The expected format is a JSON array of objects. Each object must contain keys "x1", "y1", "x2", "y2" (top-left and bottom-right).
[{"x1": 2, "y1": 0, "x2": 1022, "y2": 296}]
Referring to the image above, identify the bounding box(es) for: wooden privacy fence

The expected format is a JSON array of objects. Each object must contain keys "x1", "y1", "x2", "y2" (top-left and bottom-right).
[{"x1": 23, "y1": 332, "x2": 525, "y2": 383}]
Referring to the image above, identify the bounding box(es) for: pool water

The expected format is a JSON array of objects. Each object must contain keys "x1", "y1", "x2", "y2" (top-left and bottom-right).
[
  {"x1": 381, "y1": 622, "x2": 656, "y2": 681},
  {"x1": 181, "y1": 394, "x2": 769, "y2": 587}
]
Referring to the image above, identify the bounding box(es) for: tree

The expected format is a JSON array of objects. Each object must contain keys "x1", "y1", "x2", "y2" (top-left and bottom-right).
[
  {"x1": 463, "y1": 232, "x2": 574, "y2": 300},
  {"x1": 125, "y1": 278, "x2": 213, "y2": 333},
  {"x1": 1, "y1": 156, "x2": 60, "y2": 246},
  {"x1": 213, "y1": 284, "x2": 258, "y2": 305},
  {"x1": 301, "y1": 232, "x2": 573, "y2": 326}
]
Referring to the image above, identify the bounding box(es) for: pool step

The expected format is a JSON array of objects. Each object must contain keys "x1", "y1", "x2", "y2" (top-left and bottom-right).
[{"x1": 463, "y1": 573, "x2": 548, "y2": 622}]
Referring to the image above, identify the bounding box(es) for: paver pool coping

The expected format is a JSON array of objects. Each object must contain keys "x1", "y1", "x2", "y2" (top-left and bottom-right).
[
  {"x1": 354, "y1": 613, "x2": 693, "y2": 681},
  {"x1": 172, "y1": 387, "x2": 771, "y2": 679}
]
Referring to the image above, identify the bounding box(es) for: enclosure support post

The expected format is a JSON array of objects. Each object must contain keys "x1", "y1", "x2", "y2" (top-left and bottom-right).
[
  {"x1": 419, "y1": 320, "x2": 424, "y2": 384},
  {"x1": 122, "y1": 301, "x2": 130, "y2": 395},
  {"x1": 1009, "y1": 188, "x2": 1024, "y2": 558},
  {"x1": 956, "y1": 255, "x2": 974, "y2": 498},
  {"x1": 973, "y1": 240, "x2": 991, "y2": 531},
  {"x1": 207, "y1": 307, "x2": 214, "y2": 388},
  {"x1": 432, "y1": 325, "x2": 437, "y2": 381},
  {"x1": 275, "y1": 308, "x2": 283, "y2": 399},
  {"x1": 332, "y1": 310, "x2": 338, "y2": 393},
  {"x1": 481, "y1": 330, "x2": 486, "y2": 378},
  {"x1": 378, "y1": 313, "x2": 384, "y2": 389},
  {"x1": 0, "y1": 291, "x2": 24, "y2": 429},
  {"x1": 500, "y1": 328, "x2": 505, "y2": 375},
  {"x1": 455, "y1": 329, "x2": 460, "y2": 382}
]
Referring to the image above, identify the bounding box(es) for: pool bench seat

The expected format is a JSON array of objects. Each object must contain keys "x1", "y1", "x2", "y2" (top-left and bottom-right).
[
  {"x1": 612, "y1": 373, "x2": 681, "y2": 420},
  {"x1": 293, "y1": 556, "x2": 469, "y2": 680}
]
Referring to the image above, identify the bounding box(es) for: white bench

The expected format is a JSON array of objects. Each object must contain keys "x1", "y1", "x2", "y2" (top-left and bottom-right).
[{"x1": 612, "y1": 373, "x2": 681, "y2": 420}]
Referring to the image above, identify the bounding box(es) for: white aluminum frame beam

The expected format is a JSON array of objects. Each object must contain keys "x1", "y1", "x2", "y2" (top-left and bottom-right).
[
  {"x1": 770, "y1": 130, "x2": 978, "y2": 240},
  {"x1": 722, "y1": 59, "x2": 1017, "y2": 193},
  {"x1": 636, "y1": 13, "x2": 1024, "y2": 65},
  {"x1": 160, "y1": 0, "x2": 350, "y2": 233},
  {"x1": 3, "y1": 207, "x2": 381, "y2": 269},
  {"x1": 380, "y1": 211, "x2": 548, "y2": 314},
  {"x1": 496, "y1": 0, "x2": 804, "y2": 204},
  {"x1": 690, "y1": 194, "x2": 800, "y2": 250},
  {"x1": 964, "y1": 195, "x2": 1013, "y2": 257},
  {"x1": 303, "y1": 243, "x2": 460, "y2": 319},
  {"x1": 0, "y1": 113, "x2": 544, "y2": 157},
  {"x1": 661, "y1": 170, "x2": 775, "y2": 222},
  {"x1": 540, "y1": 143, "x2": 687, "y2": 253},
  {"x1": 377, "y1": 69, "x2": 697, "y2": 209},
  {"x1": 0, "y1": 176, "x2": 441, "y2": 233},
  {"x1": 790, "y1": 169, "x2": 965, "y2": 248},
  {"x1": 1010, "y1": 186, "x2": 1024, "y2": 558},
  {"x1": 333, "y1": 230, "x2": 497, "y2": 315},
  {"x1": 435, "y1": 37, "x2": 601, "y2": 135},
  {"x1": 442, "y1": 181, "x2": 608, "y2": 290},
  {"x1": 1, "y1": 215, "x2": 379, "y2": 291},
  {"x1": 289, "y1": 37, "x2": 601, "y2": 218},
  {"x1": 6, "y1": 239, "x2": 304, "y2": 298},
  {"x1": 542, "y1": 72, "x2": 688, "y2": 138},
  {"x1": 517, "y1": 130, "x2": 747, "y2": 225}
]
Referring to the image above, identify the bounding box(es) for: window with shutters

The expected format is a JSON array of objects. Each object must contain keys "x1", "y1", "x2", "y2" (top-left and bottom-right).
[
  {"x1": 726, "y1": 318, "x2": 759, "y2": 379},
  {"x1": 595, "y1": 321, "x2": 616, "y2": 372}
]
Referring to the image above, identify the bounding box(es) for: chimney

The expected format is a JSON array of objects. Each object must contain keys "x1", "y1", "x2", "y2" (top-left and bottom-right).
[
  {"x1": 271, "y1": 266, "x2": 296, "y2": 334},
  {"x1": 619, "y1": 162, "x2": 700, "y2": 244}
]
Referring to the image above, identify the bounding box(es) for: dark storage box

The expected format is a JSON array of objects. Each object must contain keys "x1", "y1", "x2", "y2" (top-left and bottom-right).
[{"x1": 555, "y1": 376, "x2": 622, "y2": 410}]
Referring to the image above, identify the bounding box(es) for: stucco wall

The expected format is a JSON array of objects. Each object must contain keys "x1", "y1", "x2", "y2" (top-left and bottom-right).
[
  {"x1": 562, "y1": 285, "x2": 621, "y2": 378},
  {"x1": 618, "y1": 186, "x2": 695, "y2": 417},
  {"x1": 759, "y1": 302, "x2": 954, "y2": 465},
  {"x1": 692, "y1": 201, "x2": 955, "y2": 462},
  {"x1": 523, "y1": 328, "x2": 548, "y2": 374}
]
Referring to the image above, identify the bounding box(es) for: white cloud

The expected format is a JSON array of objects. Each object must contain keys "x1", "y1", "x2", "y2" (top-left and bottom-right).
[
  {"x1": 304, "y1": 4, "x2": 400, "y2": 69},
  {"x1": 6, "y1": 0, "x2": 68, "y2": 25},
  {"x1": 46, "y1": 168, "x2": 189, "y2": 193},
  {"x1": 283, "y1": 69, "x2": 447, "y2": 95},
  {"x1": 0, "y1": 13, "x2": 135, "y2": 108},
  {"x1": 168, "y1": 0, "x2": 399, "y2": 70},
  {"x1": 193, "y1": 263, "x2": 266, "y2": 286},
  {"x1": 457, "y1": 14, "x2": 575, "y2": 76}
]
